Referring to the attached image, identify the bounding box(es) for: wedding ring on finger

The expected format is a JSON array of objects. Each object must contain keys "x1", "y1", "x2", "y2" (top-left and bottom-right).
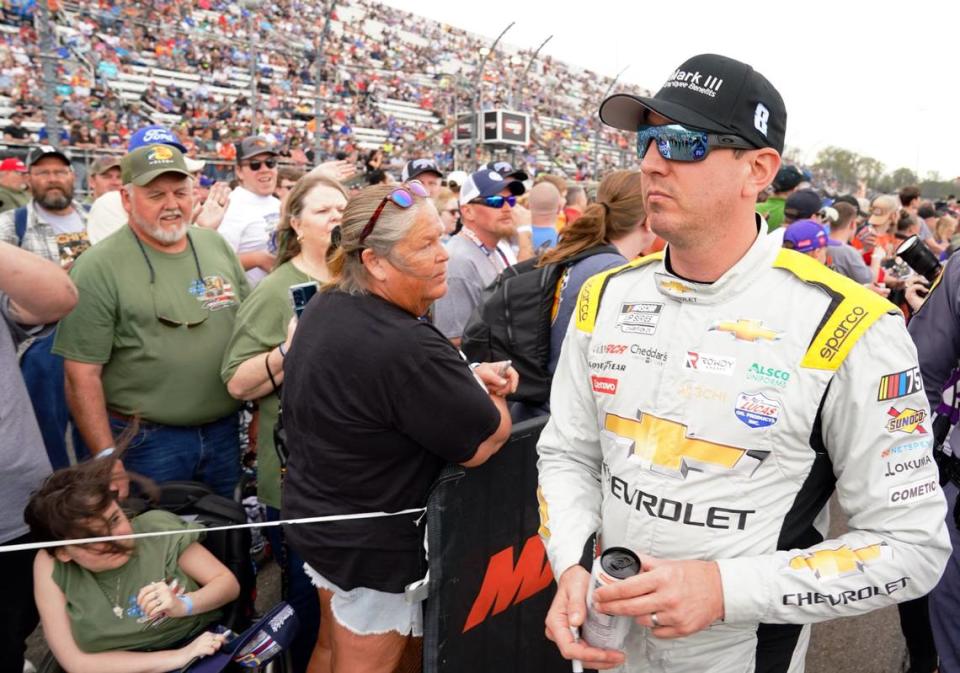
[{"x1": 650, "y1": 612, "x2": 661, "y2": 628}]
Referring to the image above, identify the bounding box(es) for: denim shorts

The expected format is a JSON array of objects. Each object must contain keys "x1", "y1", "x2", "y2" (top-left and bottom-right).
[{"x1": 304, "y1": 563, "x2": 423, "y2": 637}]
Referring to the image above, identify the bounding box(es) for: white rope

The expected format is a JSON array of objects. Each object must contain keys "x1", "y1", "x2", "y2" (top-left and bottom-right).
[{"x1": 2, "y1": 507, "x2": 427, "y2": 553}]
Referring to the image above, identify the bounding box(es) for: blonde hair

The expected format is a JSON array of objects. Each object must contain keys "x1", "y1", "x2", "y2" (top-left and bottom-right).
[{"x1": 328, "y1": 184, "x2": 430, "y2": 294}]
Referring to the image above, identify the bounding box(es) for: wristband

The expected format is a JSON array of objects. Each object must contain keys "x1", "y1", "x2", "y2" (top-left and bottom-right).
[
  {"x1": 278, "y1": 342, "x2": 287, "y2": 358},
  {"x1": 516, "y1": 224, "x2": 532, "y2": 234},
  {"x1": 177, "y1": 594, "x2": 194, "y2": 615},
  {"x1": 96, "y1": 447, "x2": 116, "y2": 459}
]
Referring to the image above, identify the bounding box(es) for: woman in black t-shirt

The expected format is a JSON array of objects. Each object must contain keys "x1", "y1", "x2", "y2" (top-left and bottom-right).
[{"x1": 281, "y1": 181, "x2": 516, "y2": 673}]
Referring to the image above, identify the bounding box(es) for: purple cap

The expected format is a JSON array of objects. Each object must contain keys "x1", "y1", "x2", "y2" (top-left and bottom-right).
[
  {"x1": 128, "y1": 125, "x2": 187, "y2": 153},
  {"x1": 185, "y1": 602, "x2": 299, "y2": 673},
  {"x1": 783, "y1": 219, "x2": 829, "y2": 253}
]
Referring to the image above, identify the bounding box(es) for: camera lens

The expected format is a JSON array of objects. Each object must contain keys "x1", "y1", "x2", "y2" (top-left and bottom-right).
[{"x1": 896, "y1": 235, "x2": 943, "y2": 283}]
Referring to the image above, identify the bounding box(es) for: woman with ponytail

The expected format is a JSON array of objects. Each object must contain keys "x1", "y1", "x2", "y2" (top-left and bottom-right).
[
  {"x1": 540, "y1": 170, "x2": 655, "y2": 373},
  {"x1": 220, "y1": 172, "x2": 348, "y2": 671}
]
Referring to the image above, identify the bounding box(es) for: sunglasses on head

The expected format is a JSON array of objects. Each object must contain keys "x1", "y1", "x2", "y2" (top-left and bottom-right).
[
  {"x1": 471, "y1": 195, "x2": 517, "y2": 209},
  {"x1": 358, "y1": 181, "x2": 429, "y2": 246},
  {"x1": 636, "y1": 123, "x2": 755, "y2": 162},
  {"x1": 245, "y1": 158, "x2": 277, "y2": 171}
]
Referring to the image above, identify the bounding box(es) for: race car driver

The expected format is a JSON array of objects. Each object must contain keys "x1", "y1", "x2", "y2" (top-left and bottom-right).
[{"x1": 537, "y1": 53, "x2": 950, "y2": 673}]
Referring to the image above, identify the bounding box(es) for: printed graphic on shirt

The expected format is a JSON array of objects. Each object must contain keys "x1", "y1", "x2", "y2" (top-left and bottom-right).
[
  {"x1": 709, "y1": 318, "x2": 782, "y2": 343},
  {"x1": 888, "y1": 478, "x2": 939, "y2": 506},
  {"x1": 678, "y1": 382, "x2": 729, "y2": 403},
  {"x1": 604, "y1": 411, "x2": 769, "y2": 479},
  {"x1": 884, "y1": 407, "x2": 928, "y2": 435},
  {"x1": 734, "y1": 392, "x2": 781, "y2": 429},
  {"x1": 656, "y1": 276, "x2": 697, "y2": 302},
  {"x1": 883, "y1": 453, "x2": 932, "y2": 479},
  {"x1": 784, "y1": 542, "x2": 890, "y2": 581},
  {"x1": 56, "y1": 231, "x2": 91, "y2": 267},
  {"x1": 264, "y1": 212, "x2": 281, "y2": 253},
  {"x1": 189, "y1": 275, "x2": 239, "y2": 311},
  {"x1": 881, "y1": 437, "x2": 933, "y2": 458},
  {"x1": 746, "y1": 362, "x2": 791, "y2": 389},
  {"x1": 615, "y1": 301, "x2": 663, "y2": 335},
  {"x1": 591, "y1": 375, "x2": 618, "y2": 395},
  {"x1": 877, "y1": 367, "x2": 923, "y2": 402},
  {"x1": 684, "y1": 351, "x2": 736, "y2": 376}
]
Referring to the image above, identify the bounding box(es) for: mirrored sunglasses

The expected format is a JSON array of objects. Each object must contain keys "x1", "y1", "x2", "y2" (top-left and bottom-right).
[{"x1": 636, "y1": 123, "x2": 755, "y2": 162}]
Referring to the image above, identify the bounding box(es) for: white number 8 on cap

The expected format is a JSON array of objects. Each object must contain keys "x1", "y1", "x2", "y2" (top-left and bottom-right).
[{"x1": 754, "y1": 103, "x2": 770, "y2": 136}]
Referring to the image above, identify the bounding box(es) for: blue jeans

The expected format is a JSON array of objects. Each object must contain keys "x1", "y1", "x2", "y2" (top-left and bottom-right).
[
  {"x1": 266, "y1": 506, "x2": 319, "y2": 673},
  {"x1": 109, "y1": 413, "x2": 241, "y2": 499},
  {"x1": 21, "y1": 331, "x2": 89, "y2": 469}
]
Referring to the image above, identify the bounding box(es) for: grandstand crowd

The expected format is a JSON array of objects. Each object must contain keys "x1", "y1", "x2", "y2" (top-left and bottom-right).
[{"x1": 2, "y1": 3, "x2": 960, "y2": 673}]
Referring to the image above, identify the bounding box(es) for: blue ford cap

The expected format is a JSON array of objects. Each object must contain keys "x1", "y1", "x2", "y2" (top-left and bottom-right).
[
  {"x1": 128, "y1": 125, "x2": 187, "y2": 153},
  {"x1": 459, "y1": 168, "x2": 526, "y2": 206}
]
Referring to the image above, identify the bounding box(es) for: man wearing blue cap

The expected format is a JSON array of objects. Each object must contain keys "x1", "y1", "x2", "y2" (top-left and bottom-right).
[
  {"x1": 432, "y1": 167, "x2": 525, "y2": 346},
  {"x1": 537, "y1": 53, "x2": 949, "y2": 673}
]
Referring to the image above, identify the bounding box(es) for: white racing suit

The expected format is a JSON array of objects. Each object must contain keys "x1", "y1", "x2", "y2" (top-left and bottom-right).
[{"x1": 537, "y1": 223, "x2": 950, "y2": 673}]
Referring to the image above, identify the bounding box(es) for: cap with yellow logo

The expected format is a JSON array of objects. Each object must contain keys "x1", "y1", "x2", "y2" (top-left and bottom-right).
[{"x1": 121, "y1": 144, "x2": 192, "y2": 186}]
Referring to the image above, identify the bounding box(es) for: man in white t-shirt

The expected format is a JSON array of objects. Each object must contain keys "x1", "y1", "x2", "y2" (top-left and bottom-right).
[{"x1": 218, "y1": 135, "x2": 281, "y2": 286}]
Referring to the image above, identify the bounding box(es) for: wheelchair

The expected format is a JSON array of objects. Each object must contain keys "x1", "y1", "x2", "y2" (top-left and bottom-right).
[{"x1": 36, "y1": 481, "x2": 290, "y2": 673}]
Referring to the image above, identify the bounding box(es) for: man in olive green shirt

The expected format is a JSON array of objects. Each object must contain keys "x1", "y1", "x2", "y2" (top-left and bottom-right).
[{"x1": 53, "y1": 144, "x2": 250, "y2": 497}]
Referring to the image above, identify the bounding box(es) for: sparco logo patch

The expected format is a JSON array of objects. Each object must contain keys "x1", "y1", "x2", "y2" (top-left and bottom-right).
[
  {"x1": 591, "y1": 376, "x2": 618, "y2": 395},
  {"x1": 819, "y1": 306, "x2": 867, "y2": 362}
]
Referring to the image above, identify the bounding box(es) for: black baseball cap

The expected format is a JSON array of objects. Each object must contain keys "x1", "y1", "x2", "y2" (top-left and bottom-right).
[
  {"x1": 784, "y1": 189, "x2": 822, "y2": 219},
  {"x1": 773, "y1": 165, "x2": 805, "y2": 192},
  {"x1": 401, "y1": 158, "x2": 442, "y2": 182},
  {"x1": 832, "y1": 194, "x2": 866, "y2": 216},
  {"x1": 599, "y1": 53, "x2": 786, "y2": 154},
  {"x1": 26, "y1": 144, "x2": 71, "y2": 168}
]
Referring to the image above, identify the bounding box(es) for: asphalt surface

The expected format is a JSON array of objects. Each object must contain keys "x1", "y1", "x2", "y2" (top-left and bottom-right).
[{"x1": 26, "y1": 497, "x2": 909, "y2": 672}]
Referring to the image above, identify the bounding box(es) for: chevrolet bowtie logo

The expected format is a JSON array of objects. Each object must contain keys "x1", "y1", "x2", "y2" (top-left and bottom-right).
[
  {"x1": 709, "y1": 319, "x2": 782, "y2": 343},
  {"x1": 604, "y1": 412, "x2": 769, "y2": 479},
  {"x1": 786, "y1": 542, "x2": 889, "y2": 580},
  {"x1": 659, "y1": 280, "x2": 693, "y2": 294}
]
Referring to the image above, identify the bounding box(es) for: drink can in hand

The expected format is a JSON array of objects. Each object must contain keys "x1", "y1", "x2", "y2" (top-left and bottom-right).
[{"x1": 581, "y1": 546, "x2": 641, "y2": 651}]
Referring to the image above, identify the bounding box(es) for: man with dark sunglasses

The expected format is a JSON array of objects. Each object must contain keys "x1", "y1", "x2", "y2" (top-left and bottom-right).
[
  {"x1": 433, "y1": 168, "x2": 524, "y2": 347},
  {"x1": 53, "y1": 144, "x2": 250, "y2": 499},
  {"x1": 218, "y1": 135, "x2": 281, "y2": 287},
  {"x1": 537, "y1": 53, "x2": 949, "y2": 673}
]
